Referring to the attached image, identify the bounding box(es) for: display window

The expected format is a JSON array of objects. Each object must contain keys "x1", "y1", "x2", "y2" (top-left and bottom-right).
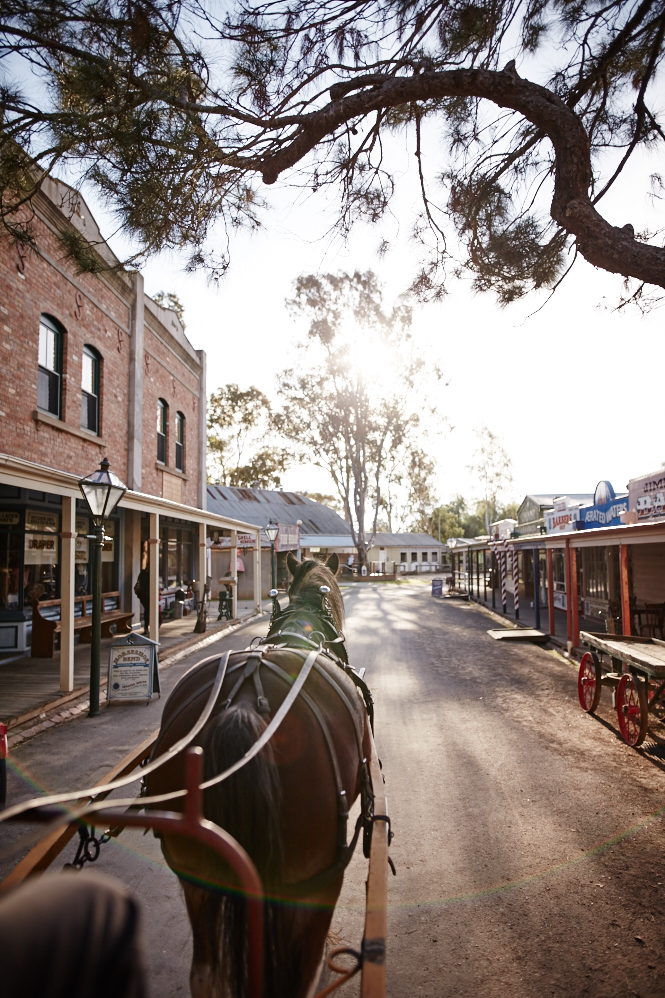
[{"x1": 24, "y1": 509, "x2": 60, "y2": 601}]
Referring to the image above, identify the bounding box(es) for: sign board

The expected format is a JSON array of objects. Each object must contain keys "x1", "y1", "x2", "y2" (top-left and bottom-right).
[
  {"x1": 628, "y1": 470, "x2": 665, "y2": 523},
  {"x1": 545, "y1": 497, "x2": 583, "y2": 534},
  {"x1": 24, "y1": 533, "x2": 58, "y2": 564},
  {"x1": 553, "y1": 591, "x2": 567, "y2": 610},
  {"x1": 25, "y1": 510, "x2": 59, "y2": 532},
  {"x1": 107, "y1": 633, "x2": 160, "y2": 702},
  {"x1": 275, "y1": 523, "x2": 299, "y2": 552},
  {"x1": 431, "y1": 578, "x2": 443, "y2": 597},
  {"x1": 580, "y1": 481, "x2": 628, "y2": 529},
  {"x1": 0, "y1": 511, "x2": 19, "y2": 526}
]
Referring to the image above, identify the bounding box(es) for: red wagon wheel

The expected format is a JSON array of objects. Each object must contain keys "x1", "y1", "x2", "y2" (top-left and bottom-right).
[
  {"x1": 616, "y1": 673, "x2": 649, "y2": 747},
  {"x1": 578, "y1": 652, "x2": 602, "y2": 713}
]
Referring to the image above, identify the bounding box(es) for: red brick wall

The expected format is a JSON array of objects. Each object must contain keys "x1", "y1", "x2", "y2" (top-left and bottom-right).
[
  {"x1": 142, "y1": 320, "x2": 200, "y2": 506},
  {"x1": 0, "y1": 203, "x2": 202, "y2": 502}
]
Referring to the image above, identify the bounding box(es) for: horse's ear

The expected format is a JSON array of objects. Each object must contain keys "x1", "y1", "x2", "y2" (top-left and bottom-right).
[
  {"x1": 325, "y1": 553, "x2": 339, "y2": 575},
  {"x1": 287, "y1": 551, "x2": 301, "y2": 576}
]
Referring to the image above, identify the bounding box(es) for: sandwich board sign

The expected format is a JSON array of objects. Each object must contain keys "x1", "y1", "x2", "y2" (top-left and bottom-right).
[{"x1": 107, "y1": 632, "x2": 160, "y2": 703}]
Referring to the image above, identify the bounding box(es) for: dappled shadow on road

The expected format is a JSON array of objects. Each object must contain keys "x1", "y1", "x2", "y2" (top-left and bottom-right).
[{"x1": 339, "y1": 585, "x2": 665, "y2": 998}]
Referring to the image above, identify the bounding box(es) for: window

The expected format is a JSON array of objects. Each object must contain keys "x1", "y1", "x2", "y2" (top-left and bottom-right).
[
  {"x1": 411, "y1": 551, "x2": 418, "y2": 562},
  {"x1": 37, "y1": 315, "x2": 63, "y2": 417},
  {"x1": 157, "y1": 399, "x2": 167, "y2": 464},
  {"x1": 400, "y1": 552, "x2": 407, "y2": 563},
  {"x1": 175, "y1": 411, "x2": 185, "y2": 471},
  {"x1": 431, "y1": 551, "x2": 439, "y2": 562},
  {"x1": 81, "y1": 346, "x2": 100, "y2": 434},
  {"x1": 422, "y1": 551, "x2": 428, "y2": 562}
]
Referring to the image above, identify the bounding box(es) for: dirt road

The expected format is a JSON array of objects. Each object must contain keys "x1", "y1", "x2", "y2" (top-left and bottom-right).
[{"x1": 4, "y1": 581, "x2": 665, "y2": 997}]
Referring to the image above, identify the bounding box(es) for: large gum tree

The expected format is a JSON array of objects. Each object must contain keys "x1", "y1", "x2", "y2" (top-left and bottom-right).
[{"x1": 2, "y1": 0, "x2": 665, "y2": 299}]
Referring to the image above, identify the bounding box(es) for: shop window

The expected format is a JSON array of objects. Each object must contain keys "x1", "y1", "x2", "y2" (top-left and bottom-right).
[
  {"x1": 0, "y1": 528, "x2": 21, "y2": 610},
  {"x1": 37, "y1": 315, "x2": 64, "y2": 417},
  {"x1": 582, "y1": 548, "x2": 609, "y2": 600},
  {"x1": 552, "y1": 550, "x2": 566, "y2": 592},
  {"x1": 81, "y1": 346, "x2": 101, "y2": 434},
  {"x1": 175, "y1": 411, "x2": 185, "y2": 472},
  {"x1": 157, "y1": 398, "x2": 167, "y2": 464},
  {"x1": 24, "y1": 508, "x2": 60, "y2": 602}
]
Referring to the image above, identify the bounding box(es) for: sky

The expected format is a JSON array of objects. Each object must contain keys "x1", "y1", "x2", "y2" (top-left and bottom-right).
[{"x1": 88, "y1": 103, "x2": 664, "y2": 513}]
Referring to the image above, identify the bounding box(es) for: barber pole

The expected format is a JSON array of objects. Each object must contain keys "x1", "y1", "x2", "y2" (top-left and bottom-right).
[
  {"x1": 494, "y1": 540, "x2": 507, "y2": 613},
  {"x1": 512, "y1": 547, "x2": 520, "y2": 620}
]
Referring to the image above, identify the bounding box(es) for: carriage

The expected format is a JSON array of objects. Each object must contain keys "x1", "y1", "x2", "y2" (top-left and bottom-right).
[
  {"x1": 577, "y1": 630, "x2": 665, "y2": 747},
  {"x1": 0, "y1": 555, "x2": 391, "y2": 998}
]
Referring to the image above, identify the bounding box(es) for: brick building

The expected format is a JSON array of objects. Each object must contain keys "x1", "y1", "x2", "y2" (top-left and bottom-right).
[{"x1": 0, "y1": 176, "x2": 260, "y2": 689}]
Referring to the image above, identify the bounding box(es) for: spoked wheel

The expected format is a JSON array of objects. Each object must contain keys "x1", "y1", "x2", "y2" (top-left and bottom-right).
[
  {"x1": 616, "y1": 673, "x2": 649, "y2": 747},
  {"x1": 578, "y1": 652, "x2": 602, "y2": 713}
]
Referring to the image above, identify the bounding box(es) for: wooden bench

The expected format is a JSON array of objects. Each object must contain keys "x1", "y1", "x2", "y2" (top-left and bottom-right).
[{"x1": 31, "y1": 592, "x2": 133, "y2": 658}]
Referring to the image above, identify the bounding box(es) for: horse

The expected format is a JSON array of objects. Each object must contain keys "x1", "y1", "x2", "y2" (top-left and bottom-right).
[{"x1": 146, "y1": 552, "x2": 373, "y2": 998}]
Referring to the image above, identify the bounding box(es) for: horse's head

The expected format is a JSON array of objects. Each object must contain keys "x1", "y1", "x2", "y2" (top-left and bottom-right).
[{"x1": 286, "y1": 552, "x2": 344, "y2": 632}]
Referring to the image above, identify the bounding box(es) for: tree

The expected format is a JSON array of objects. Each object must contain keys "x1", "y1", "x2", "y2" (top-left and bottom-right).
[
  {"x1": 2, "y1": 1, "x2": 665, "y2": 298},
  {"x1": 275, "y1": 270, "x2": 434, "y2": 568},
  {"x1": 207, "y1": 383, "x2": 290, "y2": 487},
  {"x1": 299, "y1": 492, "x2": 345, "y2": 515},
  {"x1": 467, "y1": 426, "x2": 514, "y2": 533}
]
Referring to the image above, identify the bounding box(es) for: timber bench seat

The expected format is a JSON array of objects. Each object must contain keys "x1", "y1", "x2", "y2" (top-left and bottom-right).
[{"x1": 31, "y1": 592, "x2": 133, "y2": 658}]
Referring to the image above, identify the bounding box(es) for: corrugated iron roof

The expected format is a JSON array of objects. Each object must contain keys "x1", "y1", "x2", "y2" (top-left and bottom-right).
[{"x1": 206, "y1": 485, "x2": 350, "y2": 535}]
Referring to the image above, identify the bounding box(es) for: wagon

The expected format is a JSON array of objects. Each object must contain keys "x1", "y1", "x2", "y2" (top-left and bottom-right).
[{"x1": 577, "y1": 631, "x2": 665, "y2": 746}]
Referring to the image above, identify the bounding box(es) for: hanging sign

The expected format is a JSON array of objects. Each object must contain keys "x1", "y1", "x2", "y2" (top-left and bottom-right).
[
  {"x1": 24, "y1": 533, "x2": 58, "y2": 564},
  {"x1": 0, "y1": 512, "x2": 19, "y2": 526},
  {"x1": 107, "y1": 633, "x2": 160, "y2": 702}
]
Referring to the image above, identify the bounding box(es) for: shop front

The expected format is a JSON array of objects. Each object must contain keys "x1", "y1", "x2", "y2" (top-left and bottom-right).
[{"x1": 0, "y1": 453, "x2": 262, "y2": 691}]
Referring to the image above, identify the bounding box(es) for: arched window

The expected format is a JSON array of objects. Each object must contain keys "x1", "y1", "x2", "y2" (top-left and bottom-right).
[
  {"x1": 37, "y1": 315, "x2": 64, "y2": 418},
  {"x1": 157, "y1": 398, "x2": 168, "y2": 464},
  {"x1": 175, "y1": 411, "x2": 185, "y2": 472},
  {"x1": 81, "y1": 345, "x2": 101, "y2": 434}
]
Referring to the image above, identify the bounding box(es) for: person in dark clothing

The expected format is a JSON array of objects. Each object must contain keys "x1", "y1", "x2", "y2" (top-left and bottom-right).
[
  {"x1": 0, "y1": 870, "x2": 146, "y2": 998},
  {"x1": 134, "y1": 542, "x2": 150, "y2": 634}
]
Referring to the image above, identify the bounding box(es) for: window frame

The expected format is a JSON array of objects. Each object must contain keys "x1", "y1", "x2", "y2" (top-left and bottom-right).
[
  {"x1": 175, "y1": 410, "x2": 185, "y2": 472},
  {"x1": 37, "y1": 315, "x2": 64, "y2": 419},
  {"x1": 157, "y1": 398, "x2": 168, "y2": 464},
  {"x1": 80, "y1": 345, "x2": 101, "y2": 435}
]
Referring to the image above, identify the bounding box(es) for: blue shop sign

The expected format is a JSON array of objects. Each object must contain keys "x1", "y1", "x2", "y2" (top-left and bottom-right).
[{"x1": 580, "y1": 481, "x2": 628, "y2": 529}]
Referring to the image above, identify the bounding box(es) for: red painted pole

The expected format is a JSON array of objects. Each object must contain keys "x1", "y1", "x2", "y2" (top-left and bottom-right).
[
  {"x1": 547, "y1": 548, "x2": 555, "y2": 637},
  {"x1": 620, "y1": 543, "x2": 631, "y2": 636},
  {"x1": 570, "y1": 546, "x2": 580, "y2": 650},
  {"x1": 565, "y1": 539, "x2": 573, "y2": 649}
]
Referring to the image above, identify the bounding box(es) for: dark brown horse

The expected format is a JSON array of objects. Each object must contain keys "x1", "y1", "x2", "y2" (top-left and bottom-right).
[{"x1": 147, "y1": 553, "x2": 373, "y2": 997}]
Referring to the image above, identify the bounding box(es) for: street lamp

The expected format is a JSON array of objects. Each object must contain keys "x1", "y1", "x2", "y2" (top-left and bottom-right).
[
  {"x1": 265, "y1": 520, "x2": 279, "y2": 591},
  {"x1": 78, "y1": 457, "x2": 127, "y2": 716}
]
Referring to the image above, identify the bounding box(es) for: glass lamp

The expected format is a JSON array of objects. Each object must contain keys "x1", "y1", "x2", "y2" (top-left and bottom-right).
[{"x1": 78, "y1": 457, "x2": 127, "y2": 525}]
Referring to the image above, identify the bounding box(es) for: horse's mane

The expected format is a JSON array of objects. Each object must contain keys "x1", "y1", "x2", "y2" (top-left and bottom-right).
[{"x1": 287, "y1": 558, "x2": 344, "y2": 632}]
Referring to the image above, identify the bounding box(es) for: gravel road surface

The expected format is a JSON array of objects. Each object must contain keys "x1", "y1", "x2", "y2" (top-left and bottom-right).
[{"x1": 3, "y1": 581, "x2": 665, "y2": 997}]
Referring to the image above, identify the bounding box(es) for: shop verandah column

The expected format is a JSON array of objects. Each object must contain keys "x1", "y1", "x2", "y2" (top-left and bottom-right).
[
  {"x1": 230, "y1": 529, "x2": 238, "y2": 619},
  {"x1": 547, "y1": 548, "x2": 555, "y2": 637},
  {"x1": 59, "y1": 496, "x2": 76, "y2": 692},
  {"x1": 253, "y1": 530, "x2": 261, "y2": 612},
  {"x1": 532, "y1": 547, "x2": 540, "y2": 631},
  {"x1": 148, "y1": 512, "x2": 159, "y2": 644},
  {"x1": 620, "y1": 543, "x2": 631, "y2": 636}
]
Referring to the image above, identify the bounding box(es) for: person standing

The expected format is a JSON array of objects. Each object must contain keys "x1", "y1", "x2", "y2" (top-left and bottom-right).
[{"x1": 134, "y1": 542, "x2": 150, "y2": 634}]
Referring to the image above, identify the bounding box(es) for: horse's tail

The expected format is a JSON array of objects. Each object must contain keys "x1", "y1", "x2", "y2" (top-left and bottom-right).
[{"x1": 199, "y1": 703, "x2": 286, "y2": 997}]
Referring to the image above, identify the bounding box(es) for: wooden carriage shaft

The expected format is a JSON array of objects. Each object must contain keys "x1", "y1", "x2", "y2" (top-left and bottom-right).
[{"x1": 361, "y1": 733, "x2": 389, "y2": 998}]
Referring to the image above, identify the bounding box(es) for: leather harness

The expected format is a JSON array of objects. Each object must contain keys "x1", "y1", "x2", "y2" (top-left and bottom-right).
[{"x1": 163, "y1": 588, "x2": 376, "y2": 899}]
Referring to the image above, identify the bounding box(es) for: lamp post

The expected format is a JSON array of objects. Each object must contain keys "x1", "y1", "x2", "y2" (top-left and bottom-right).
[
  {"x1": 265, "y1": 520, "x2": 279, "y2": 591},
  {"x1": 78, "y1": 457, "x2": 127, "y2": 717}
]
